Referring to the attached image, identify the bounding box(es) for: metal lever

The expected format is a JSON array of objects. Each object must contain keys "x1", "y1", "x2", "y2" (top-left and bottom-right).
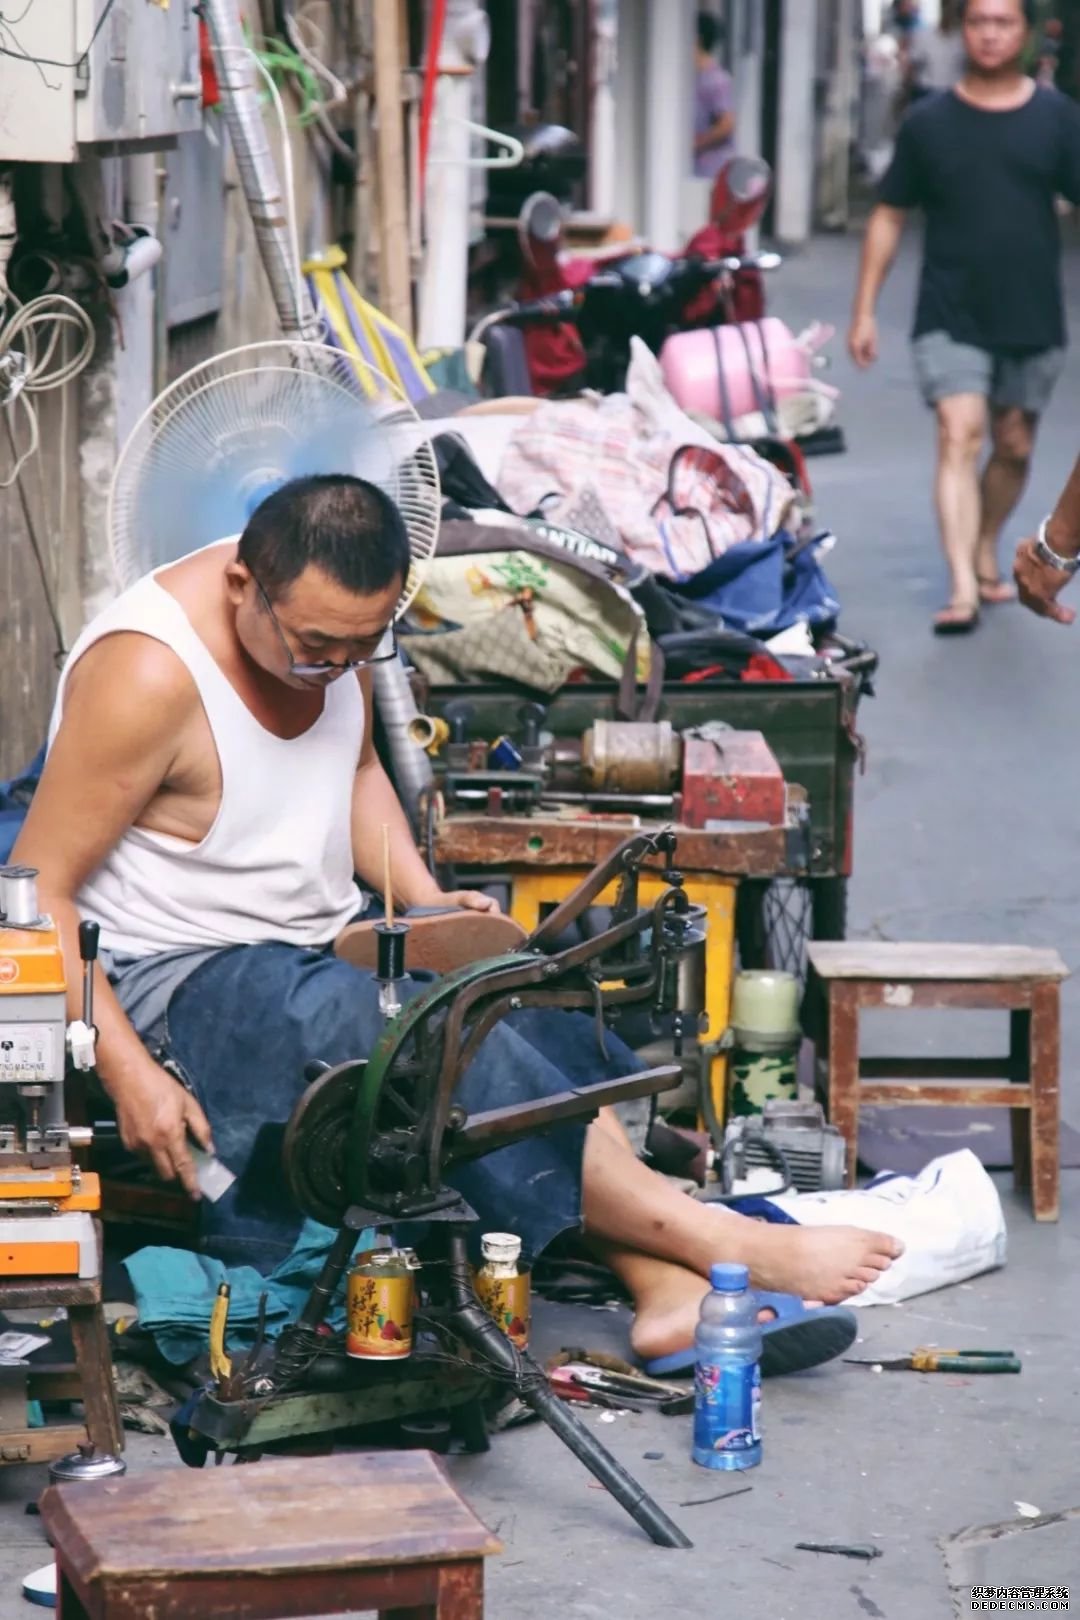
[
  {"x1": 78, "y1": 920, "x2": 99, "y2": 1031},
  {"x1": 66, "y1": 920, "x2": 100, "y2": 1073}
]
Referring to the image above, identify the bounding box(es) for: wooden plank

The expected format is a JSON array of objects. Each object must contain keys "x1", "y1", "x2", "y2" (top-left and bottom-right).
[
  {"x1": 826, "y1": 984, "x2": 859, "y2": 1187},
  {"x1": 850, "y1": 981, "x2": 1036, "y2": 1013},
  {"x1": 859, "y1": 1084, "x2": 1031, "y2": 1108},
  {"x1": 40, "y1": 1453, "x2": 501, "y2": 1582},
  {"x1": 0, "y1": 1422, "x2": 88, "y2": 1467},
  {"x1": 807, "y1": 942, "x2": 1069, "y2": 982},
  {"x1": 27, "y1": 1367, "x2": 83, "y2": 1402},
  {"x1": 0, "y1": 1273, "x2": 102, "y2": 1309},
  {"x1": 372, "y1": 0, "x2": 413, "y2": 334},
  {"x1": 858, "y1": 1057, "x2": 1015, "y2": 1082},
  {"x1": 64, "y1": 1560, "x2": 481, "y2": 1620},
  {"x1": 1029, "y1": 981, "x2": 1061, "y2": 1222},
  {"x1": 69, "y1": 1304, "x2": 123, "y2": 1456},
  {"x1": 0, "y1": 383, "x2": 78, "y2": 779},
  {"x1": 434, "y1": 815, "x2": 791, "y2": 877}
]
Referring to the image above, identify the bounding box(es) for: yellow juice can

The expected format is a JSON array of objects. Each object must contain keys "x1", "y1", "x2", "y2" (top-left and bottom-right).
[{"x1": 346, "y1": 1249, "x2": 418, "y2": 1360}]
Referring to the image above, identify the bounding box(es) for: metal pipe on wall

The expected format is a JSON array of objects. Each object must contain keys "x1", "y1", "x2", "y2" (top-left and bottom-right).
[{"x1": 202, "y1": 0, "x2": 321, "y2": 340}]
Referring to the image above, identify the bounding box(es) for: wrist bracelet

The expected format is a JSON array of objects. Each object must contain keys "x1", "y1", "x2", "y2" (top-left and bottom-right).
[{"x1": 1035, "y1": 517, "x2": 1080, "y2": 576}]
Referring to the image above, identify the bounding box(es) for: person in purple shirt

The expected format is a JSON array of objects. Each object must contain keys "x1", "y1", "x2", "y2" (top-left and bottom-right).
[{"x1": 693, "y1": 12, "x2": 735, "y2": 180}]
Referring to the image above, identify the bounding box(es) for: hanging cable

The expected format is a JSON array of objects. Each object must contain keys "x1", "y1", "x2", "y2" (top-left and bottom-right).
[
  {"x1": 3, "y1": 413, "x2": 66, "y2": 660},
  {"x1": 0, "y1": 290, "x2": 95, "y2": 489},
  {"x1": 0, "y1": 0, "x2": 120, "y2": 75}
]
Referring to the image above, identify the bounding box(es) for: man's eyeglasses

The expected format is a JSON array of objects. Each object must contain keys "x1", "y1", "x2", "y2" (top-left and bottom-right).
[{"x1": 253, "y1": 575, "x2": 399, "y2": 677}]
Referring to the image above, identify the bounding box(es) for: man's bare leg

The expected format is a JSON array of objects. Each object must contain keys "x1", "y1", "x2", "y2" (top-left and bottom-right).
[
  {"x1": 581, "y1": 1118, "x2": 901, "y2": 1307},
  {"x1": 592, "y1": 1244, "x2": 829, "y2": 1364},
  {"x1": 933, "y1": 392, "x2": 987, "y2": 627},
  {"x1": 976, "y1": 406, "x2": 1036, "y2": 598}
]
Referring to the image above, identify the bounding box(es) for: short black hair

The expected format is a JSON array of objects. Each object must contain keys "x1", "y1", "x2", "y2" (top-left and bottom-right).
[
  {"x1": 238, "y1": 474, "x2": 410, "y2": 601},
  {"x1": 697, "y1": 11, "x2": 723, "y2": 53},
  {"x1": 958, "y1": 0, "x2": 1036, "y2": 25}
]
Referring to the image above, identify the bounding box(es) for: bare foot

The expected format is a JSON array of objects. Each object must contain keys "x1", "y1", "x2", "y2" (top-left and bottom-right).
[
  {"x1": 977, "y1": 576, "x2": 1018, "y2": 605},
  {"x1": 733, "y1": 1221, "x2": 903, "y2": 1305},
  {"x1": 629, "y1": 1269, "x2": 807, "y2": 1365}
]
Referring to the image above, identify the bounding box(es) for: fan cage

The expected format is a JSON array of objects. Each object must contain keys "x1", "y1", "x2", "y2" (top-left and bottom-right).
[{"x1": 108, "y1": 341, "x2": 441, "y2": 617}]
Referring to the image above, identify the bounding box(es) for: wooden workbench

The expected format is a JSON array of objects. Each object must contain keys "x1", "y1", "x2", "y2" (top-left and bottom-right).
[{"x1": 434, "y1": 812, "x2": 798, "y2": 876}]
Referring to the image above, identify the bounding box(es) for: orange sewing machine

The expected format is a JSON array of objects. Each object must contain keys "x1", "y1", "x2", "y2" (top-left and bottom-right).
[{"x1": 0, "y1": 866, "x2": 99, "y2": 1278}]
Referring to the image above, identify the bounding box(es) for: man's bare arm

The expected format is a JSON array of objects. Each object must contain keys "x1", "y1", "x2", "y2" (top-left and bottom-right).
[
  {"x1": 848, "y1": 204, "x2": 906, "y2": 367},
  {"x1": 12, "y1": 636, "x2": 213, "y2": 1194},
  {"x1": 1014, "y1": 452, "x2": 1080, "y2": 625},
  {"x1": 695, "y1": 110, "x2": 735, "y2": 154}
]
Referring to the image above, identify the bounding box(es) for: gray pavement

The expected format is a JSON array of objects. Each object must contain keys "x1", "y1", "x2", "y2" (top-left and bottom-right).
[{"x1": 2, "y1": 230, "x2": 1079, "y2": 1617}]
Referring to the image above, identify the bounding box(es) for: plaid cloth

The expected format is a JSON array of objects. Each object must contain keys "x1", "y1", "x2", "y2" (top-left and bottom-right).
[{"x1": 497, "y1": 339, "x2": 797, "y2": 581}]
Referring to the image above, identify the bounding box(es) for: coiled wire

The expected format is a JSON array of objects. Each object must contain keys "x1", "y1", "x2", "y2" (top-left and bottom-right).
[{"x1": 0, "y1": 289, "x2": 96, "y2": 486}]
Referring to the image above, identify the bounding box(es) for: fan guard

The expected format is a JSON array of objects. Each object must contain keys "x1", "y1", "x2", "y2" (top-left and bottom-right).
[{"x1": 108, "y1": 341, "x2": 441, "y2": 615}]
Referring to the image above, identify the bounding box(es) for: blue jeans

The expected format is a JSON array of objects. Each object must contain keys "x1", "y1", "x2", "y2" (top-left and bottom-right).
[{"x1": 151, "y1": 943, "x2": 636, "y2": 1271}]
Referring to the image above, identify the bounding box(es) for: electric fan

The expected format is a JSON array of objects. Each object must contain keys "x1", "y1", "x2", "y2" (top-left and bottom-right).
[{"x1": 108, "y1": 340, "x2": 441, "y2": 613}]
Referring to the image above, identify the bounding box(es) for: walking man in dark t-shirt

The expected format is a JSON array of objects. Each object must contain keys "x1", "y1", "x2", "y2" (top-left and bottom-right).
[{"x1": 848, "y1": 0, "x2": 1080, "y2": 634}]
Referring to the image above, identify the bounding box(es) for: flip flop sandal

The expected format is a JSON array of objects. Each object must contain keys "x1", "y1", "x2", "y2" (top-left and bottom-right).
[
  {"x1": 932, "y1": 604, "x2": 980, "y2": 636},
  {"x1": 335, "y1": 910, "x2": 527, "y2": 975},
  {"x1": 976, "y1": 576, "x2": 1018, "y2": 605},
  {"x1": 641, "y1": 1292, "x2": 859, "y2": 1380}
]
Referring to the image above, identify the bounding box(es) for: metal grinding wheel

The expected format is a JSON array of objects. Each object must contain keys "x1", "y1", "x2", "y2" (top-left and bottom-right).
[{"x1": 282, "y1": 1061, "x2": 363, "y2": 1227}]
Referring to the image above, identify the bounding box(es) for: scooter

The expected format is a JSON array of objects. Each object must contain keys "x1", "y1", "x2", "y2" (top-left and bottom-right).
[
  {"x1": 470, "y1": 157, "x2": 844, "y2": 455},
  {"x1": 470, "y1": 240, "x2": 783, "y2": 397},
  {"x1": 474, "y1": 155, "x2": 778, "y2": 397}
]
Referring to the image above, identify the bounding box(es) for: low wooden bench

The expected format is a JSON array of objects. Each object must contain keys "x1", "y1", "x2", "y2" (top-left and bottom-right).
[
  {"x1": 806, "y1": 942, "x2": 1069, "y2": 1221},
  {"x1": 40, "y1": 1450, "x2": 501, "y2": 1619}
]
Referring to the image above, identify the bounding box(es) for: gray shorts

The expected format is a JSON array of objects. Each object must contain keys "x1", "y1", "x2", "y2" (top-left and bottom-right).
[{"x1": 913, "y1": 330, "x2": 1065, "y2": 415}]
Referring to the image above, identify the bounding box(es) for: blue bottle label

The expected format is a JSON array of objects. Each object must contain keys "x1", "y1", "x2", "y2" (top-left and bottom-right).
[{"x1": 693, "y1": 1360, "x2": 761, "y2": 1456}]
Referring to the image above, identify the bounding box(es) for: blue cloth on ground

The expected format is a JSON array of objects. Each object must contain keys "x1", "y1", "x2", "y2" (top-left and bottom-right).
[
  {"x1": 123, "y1": 1217, "x2": 376, "y2": 1366},
  {"x1": 662, "y1": 530, "x2": 840, "y2": 637}
]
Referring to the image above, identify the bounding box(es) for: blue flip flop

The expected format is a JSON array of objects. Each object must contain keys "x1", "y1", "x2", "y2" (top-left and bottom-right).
[{"x1": 642, "y1": 1292, "x2": 858, "y2": 1380}]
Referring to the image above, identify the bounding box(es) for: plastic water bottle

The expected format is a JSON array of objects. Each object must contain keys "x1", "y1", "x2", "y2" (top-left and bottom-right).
[{"x1": 691, "y1": 1262, "x2": 763, "y2": 1470}]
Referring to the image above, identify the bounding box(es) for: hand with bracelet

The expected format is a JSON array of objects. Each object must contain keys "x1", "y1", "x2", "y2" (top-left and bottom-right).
[{"x1": 1015, "y1": 454, "x2": 1080, "y2": 625}]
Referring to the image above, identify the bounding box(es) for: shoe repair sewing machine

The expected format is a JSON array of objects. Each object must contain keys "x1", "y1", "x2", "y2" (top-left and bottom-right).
[
  {"x1": 179, "y1": 831, "x2": 704, "y2": 1548},
  {"x1": 0, "y1": 866, "x2": 101, "y2": 1278}
]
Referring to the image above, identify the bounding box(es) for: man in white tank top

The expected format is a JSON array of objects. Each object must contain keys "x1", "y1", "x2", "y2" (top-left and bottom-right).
[{"x1": 15, "y1": 476, "x2": 900, "y2": 1366}]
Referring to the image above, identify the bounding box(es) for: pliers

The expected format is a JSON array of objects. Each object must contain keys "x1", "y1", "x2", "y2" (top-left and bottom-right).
[{"x1": 844, "y1": 1347, "x2": 1021, "y2": 1374}]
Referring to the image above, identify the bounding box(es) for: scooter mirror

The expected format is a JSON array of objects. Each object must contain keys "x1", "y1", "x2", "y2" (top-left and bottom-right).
[
  {"x1": 710, "y1": 155, "x2": 773, "y2": 234},
  {"x1": 517, "y1": 191, "x2": 566, "y2": 272}
]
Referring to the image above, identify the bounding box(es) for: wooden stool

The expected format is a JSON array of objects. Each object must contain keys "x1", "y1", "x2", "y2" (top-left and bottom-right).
[
  {"x1": 40, "y1": 1451, "x2": 502, "y2": 1619},
  {"x1": 0, "y1": 1224, "x2": 123, "y2": 1467},
  {"x1": 806, "y1": 942, "x2": 1069, "y2": 1221}
]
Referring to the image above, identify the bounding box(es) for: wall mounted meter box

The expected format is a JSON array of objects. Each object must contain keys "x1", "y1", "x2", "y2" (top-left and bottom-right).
[{"x1": 0, "y1": 0, "x2": 203, "y2": 164}]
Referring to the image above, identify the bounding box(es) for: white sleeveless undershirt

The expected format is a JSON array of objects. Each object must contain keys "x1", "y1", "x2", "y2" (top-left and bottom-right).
[{"x1": 49, "y1": 543, "x2": 365, "y2": 957}]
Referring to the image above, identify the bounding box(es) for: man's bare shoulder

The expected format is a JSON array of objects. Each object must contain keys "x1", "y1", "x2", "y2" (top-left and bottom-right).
[{"x1": 62, "y1": 632, "x2": 199, "y2": 729}]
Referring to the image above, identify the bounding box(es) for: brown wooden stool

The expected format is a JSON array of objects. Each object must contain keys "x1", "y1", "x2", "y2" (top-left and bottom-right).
[
  {"x1": 40, "y1": 1451, "x2": 501, "y2": 1619},
  {"x1": 806, "y1": 942, "x2": 1069, "y2": 1221},
  {"x1": 0, "y1": 1222, "x2": 123, "y2": 1467}
]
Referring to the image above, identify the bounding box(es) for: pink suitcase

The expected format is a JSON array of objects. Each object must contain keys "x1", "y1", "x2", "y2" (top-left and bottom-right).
[{"x1": 660, "y1": 318, "x2": 816, "y2": 423}]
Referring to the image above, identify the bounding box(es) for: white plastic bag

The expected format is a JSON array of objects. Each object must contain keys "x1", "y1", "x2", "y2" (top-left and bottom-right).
[{"x1": 766, "y1": 1148, "x2": 1007, "y2": 1306}]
